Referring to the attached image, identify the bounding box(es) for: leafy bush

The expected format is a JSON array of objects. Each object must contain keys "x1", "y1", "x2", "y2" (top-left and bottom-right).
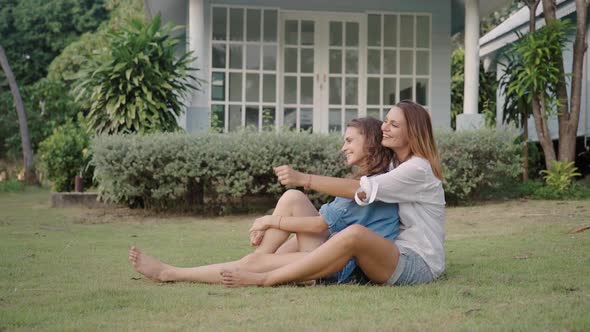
[
  {"x1": 436, "y1": 128, "x2": 521, "y2": 203},
  {"x1": 92, "y1": 128, "x2": 522, "y2": 212},
  {"x1": 540, "y1": 161, "x2": 581, "y2": 193},
  {"x1": 92, "y1": 130, "x2": 348, "y2": 213},
  {"x1": 38, "y1": 120, "x2": 92, "y2": 192},
  {"x1": 73, "y1": 14, "x2": 199, "y2": 135}
]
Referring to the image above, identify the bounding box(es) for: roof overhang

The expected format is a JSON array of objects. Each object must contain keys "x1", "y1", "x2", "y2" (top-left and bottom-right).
[
  {"x1": 146, "y1": 0, "x2": 513, "y2": 36},
  {"x1": 479, "y1": 0, "x2": 575, "y2": 59}
]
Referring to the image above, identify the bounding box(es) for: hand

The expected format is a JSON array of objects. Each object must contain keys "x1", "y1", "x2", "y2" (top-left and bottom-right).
[
  {"x1": 249, "y1": 215, "x2": 273, "y2": 233},
  {"x1": 274, "y1": 165, "x2": 306, "y2": 187},
  {"x1": 250, "y1": 230, "x2": 264, "y2": 246},
  {"x1": 357, "y1": 191, "x2": 367, "y2": 201}
]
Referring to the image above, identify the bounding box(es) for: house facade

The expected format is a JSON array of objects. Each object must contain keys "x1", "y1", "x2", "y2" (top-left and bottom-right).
[
  {"x1": 480, "y1": 0, "x2": 590, "y2": 142},
  {"x1": 146, "y1": 0, "x2": 510, "y2": 134}
]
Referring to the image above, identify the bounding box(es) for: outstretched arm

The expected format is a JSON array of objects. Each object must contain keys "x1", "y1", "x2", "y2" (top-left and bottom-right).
[{"x1": 274, "y1": 165, "x2": 360, "y2": 199}]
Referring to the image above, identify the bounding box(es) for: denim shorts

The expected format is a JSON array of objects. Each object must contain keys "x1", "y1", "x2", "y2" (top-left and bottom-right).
[{"x1": 387, "y1": 246, "x2": 434, "y2": 286}]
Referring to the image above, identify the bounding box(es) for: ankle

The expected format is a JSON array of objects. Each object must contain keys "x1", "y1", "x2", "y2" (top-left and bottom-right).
[{"x1": 158, "y1": 268, "x2": 176, "y2": 282}]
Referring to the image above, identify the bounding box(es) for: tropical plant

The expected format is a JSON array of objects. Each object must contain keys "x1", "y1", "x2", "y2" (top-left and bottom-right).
[
  {"x1": 74, "y1": 14, "x2": 199, "y2": 135},
  {"x1": 540, "y1": 161, "x2": 581, "y2": 193},
  {"x1": 38, "y1": 119, "x2": 92, "y2": 192}
]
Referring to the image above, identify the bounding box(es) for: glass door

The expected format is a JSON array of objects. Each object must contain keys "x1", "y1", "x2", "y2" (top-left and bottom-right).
[{"x1": 281, "y1": 12, "x2": 364, "y2": 133}]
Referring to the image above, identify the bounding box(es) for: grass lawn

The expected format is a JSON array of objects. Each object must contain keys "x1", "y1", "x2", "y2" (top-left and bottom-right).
[{"x1": 1, "y1": 187, "x2": 589, "y2": 331}]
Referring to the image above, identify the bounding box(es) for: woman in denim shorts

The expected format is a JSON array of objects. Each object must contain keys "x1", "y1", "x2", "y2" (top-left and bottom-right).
[{"x1": 218, "y1": 100, "x2": 445, "y2": 287}]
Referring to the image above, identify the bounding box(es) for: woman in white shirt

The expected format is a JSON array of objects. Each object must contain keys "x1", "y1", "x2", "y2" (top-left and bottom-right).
[{"x1": 221, "y1": 100, "x2": 445, "y2": 287}]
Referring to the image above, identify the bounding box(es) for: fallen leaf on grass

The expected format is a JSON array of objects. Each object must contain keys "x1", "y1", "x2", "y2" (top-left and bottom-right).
[
  {"x1": 568, "y1": 225, "x2": 590, "y2": 234},
  {"x1": 465, "y1": 308, "x2": 481, "y2": 315},
  {"x1": 130, "y1": 277, "x2": 141, "y2": 281}
]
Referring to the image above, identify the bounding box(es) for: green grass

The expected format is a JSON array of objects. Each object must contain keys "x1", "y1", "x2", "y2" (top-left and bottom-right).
[{"x1": 1, "y1": 188, "x2": 589, "y2": 331}]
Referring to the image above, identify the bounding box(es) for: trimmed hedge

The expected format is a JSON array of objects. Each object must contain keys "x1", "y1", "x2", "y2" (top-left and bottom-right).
[{"x1": 92, "y1": 128, "x2": 521, "y2": 213}]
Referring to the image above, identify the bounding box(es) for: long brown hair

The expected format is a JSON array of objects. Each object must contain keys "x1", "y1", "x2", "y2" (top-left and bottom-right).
[
  {"x1": 347, "y1": 117, "x2": 394, "y2": 179},
  {"x1": 394, "y1": 100, "x2": 443, "y2": 180}
]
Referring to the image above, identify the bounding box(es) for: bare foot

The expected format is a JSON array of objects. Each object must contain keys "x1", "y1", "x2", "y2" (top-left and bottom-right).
[
  {"x1": 220, "y1": 268, "x2": 268, "y2": 287},
  {"x1": 128, "y1": 246, "x2": 174, "y2": 282}
]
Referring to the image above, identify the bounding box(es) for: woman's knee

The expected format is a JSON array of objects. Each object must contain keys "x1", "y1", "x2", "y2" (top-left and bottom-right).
[
  {"x1": 278, "y1": 189, "x2": 308, "y2": 204},
  {"x1": 335, "y1": 225, "x2": 370, "y2": 249}
]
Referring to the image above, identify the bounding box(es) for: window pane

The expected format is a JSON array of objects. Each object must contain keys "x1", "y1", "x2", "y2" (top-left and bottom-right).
[
  {"x1": 246, "y1": 106, "x2": 259, "y2": 130},
  {"x1": 383, "y1": 50, "x2": 396, "y2": 74},
  {"x1": 400, "y1": 15, "x2": 414, "y2": 47},
  {"x1": 400, "y1": 78, "x2": 413, "y2": 101},
  {"x1": 284, "y1": 108, "x2": 297, "y2": 130},
  {"x1": 212, "y1": 44, "x2": 226, "y2": 68},
  {"x1": 345, "y1": 109, "x2": 357, "y2": 125},
  {"x1": 384, "y1": 15, "x2": 397, "y2": 47},
  {"x1": 285, "y1": 20, "x2": 298, "y2": 45},
  {"x1": 229, "y1": 73, "x2": 242, "y2": 101},
  {"x1": 367, "y1": 50, "x2": 380, "y2": 74},
  {"x1": 416, "y1": 16, "x2": 430, "y2": 48},
  {"x1": 246, "y1": 74, "x2": 259, "y2": 102},
  {"x1": 301, "y1": 21, "x2": 314, "y2": 46},
  {"x1": 345, "y1": 78, "x2": 358, "y2": 105},
  {"x1": 230, "y1": 8, "x2": 244, "y2": 41},
  {"x1": 330, "y1": 22, "x2": 342, "y2": 46},
  {"x1": 383, "y1": 78, "x2": 396, "y2": 105},
  {"x1": 247, "y1": 9, "x2": 261, "y2": 41},
  {"x1": 284, "y1": 48, "x2": 297, "y2": 73},
  {"x1": 329, "y1": 77, "x2": 342, "y2": 105},
  {"x1": 346, "y1": 50, "x2": 358, "y2": 74},
  {"x1": 211, "y1": 72, "x2": 225, "y2": 101},
  {"x1": 330, "y1": 50, "x2": 342, "y2": 74},
  {"x1": 367, "y1": 108, "x2": 380, "y2": 120},
  {"x1": 301, "y1": 49, "x2": 313, "y2": 73},
  {"x1": 416, "y1": 78, "x2": 429, "y2": 105},
  {"x1": 416, "y1": 51, "x2": 429, "y2": 75},
  {"x1": 229, "y1": 105, "x2": 242, "y2": 132},
  {"x1": 368, "y1": 14, "x2": 381, "y2": 47},
  {"x1": 367, "y1": 77, "x2": 380, "y2": 105},
  {"x1": 263, "y1": 45, "x2": 277, "y2": 71},
  {"x1": 246, "y1": 45, "x2": 260, "y2": 70},
  {"x1": 229, "y1": 45, "x2": 243, "y2": 69},
  {"x1": 263, "y1": 74, "x2": 276, "y2": 103},
  {"x1": 211, "y1": 104, "x2": 225, "y2": 131},
  {"x1": 300, "y1": 108, "x2": 313, "y2": 132},
  {"x1": 212, "y1": 7, "x2": 227, "y2": 41},
  {"x1": 284, "y1": 76, "x2": 297, "y2": 104},
  {"x1": 400, "y1": 50, "x2": 413, "y2": 75},
  {"x1": 346, "y1": 22, "x2": 359, "y2": 47},
  {"x1": 300, "y1": 77, "x2": 313, "y2": 105},
  {"x1": 262, "y1": 107, "x2": 276, "y2": 131},
  {"x1": 329, "y1": 108, "x2": 341, "y2": 132},
  {"x1": 263, "y1": 10, "x2": 277, "y2": 42}
]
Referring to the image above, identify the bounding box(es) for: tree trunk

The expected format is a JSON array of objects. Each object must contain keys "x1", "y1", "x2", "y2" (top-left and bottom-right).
[
  {"x1": 542, "y1": 0, "x2": 588, "y2": 162},
  {"x1": 522, "y1": 0, "x2": 540, "y2": 180},
  {"x1": 0, "y1": 44, "x2": 38, "y2": 184}
]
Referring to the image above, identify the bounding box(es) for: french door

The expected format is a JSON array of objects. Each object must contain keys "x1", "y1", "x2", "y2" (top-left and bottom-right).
[{"x1": 281, "y1": 12, "x2": 365, "y2": 133}]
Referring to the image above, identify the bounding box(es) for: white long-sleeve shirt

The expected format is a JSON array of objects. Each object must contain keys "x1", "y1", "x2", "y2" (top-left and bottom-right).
[{"x1": 354, "y1": 156, "x2": 446, "y2": 278}]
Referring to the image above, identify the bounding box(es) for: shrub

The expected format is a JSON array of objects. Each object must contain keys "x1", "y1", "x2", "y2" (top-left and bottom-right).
[
  {"x1": 73, "y1": 14, "x2": 199, "y2": 135},
  {"x1": 436, "y1": 128, "x2": 521, "y2": 204},
  {"x1": 540, "y1": 161, "x2": 581, "y2": 193},
  {"x1": 39, "y1": 120, "x2": 92, "y2": 192},
  {"x1": 92, "y1": 128, "x2": 522, "y2": 213}
]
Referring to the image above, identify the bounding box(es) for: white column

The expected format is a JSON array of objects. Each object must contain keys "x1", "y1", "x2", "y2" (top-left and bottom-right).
[
  {"x1": 186, "y1": 0, "x2": 208, "y2": 132},
  {"x1": 457, "y1": 0, "x2": 484, "y2": 130}
]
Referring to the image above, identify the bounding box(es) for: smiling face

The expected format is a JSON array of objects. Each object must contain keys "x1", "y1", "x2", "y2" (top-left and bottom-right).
[
  {"x1": 341, "y1": 126, "x2": 368, "y2": 167},
  {"x1": 381, "y1": 106, "x2": 409, "y2": 151}
]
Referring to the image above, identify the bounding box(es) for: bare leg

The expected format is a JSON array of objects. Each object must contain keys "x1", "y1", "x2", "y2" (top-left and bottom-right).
[
  {"x1": 129, "y1": 246, "x2": 308, "y2": 284},
  {"x1": 255, "y1": 189, "x2": 328, "y2": 254},
  {"x1": 221, "y1": 225, "x2": 400, "y2": 287}
]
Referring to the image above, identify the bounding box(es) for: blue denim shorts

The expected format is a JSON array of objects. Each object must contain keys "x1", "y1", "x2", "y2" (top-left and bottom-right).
[{"x1": 387, "y1": 246, "x2": 434, "y2": 286}]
